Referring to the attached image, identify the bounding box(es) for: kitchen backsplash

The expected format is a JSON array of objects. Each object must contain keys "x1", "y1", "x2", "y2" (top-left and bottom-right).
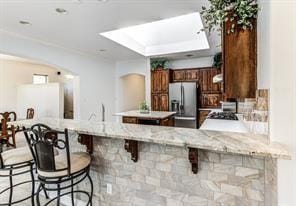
[{"x1": 239, "y1": 89, "x2": 269, "y2": 135}]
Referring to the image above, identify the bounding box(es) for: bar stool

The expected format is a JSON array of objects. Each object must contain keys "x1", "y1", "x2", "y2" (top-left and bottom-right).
[
  {"x1": 26, "y1": 108, "x2": 34, "y2": 120},
  {"x1": 24, "y1": 124, "x2": 93, "y2": 206},
  {"x1": 0, "y1": 123, "x2": 52, "y2": 205},
  {"x1": 0, "y1": 145, "x2": 35, "y2": 205},
  {"x1": 0, "y1": 112, "x2": 17, "y2": 148}
]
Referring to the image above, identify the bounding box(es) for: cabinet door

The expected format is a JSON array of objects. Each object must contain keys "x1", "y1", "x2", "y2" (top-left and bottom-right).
[
  {"x1": 160, "y1": 70, "x2": 169, "y2": 93},
  {"x1": 159, "y1": 94, "x2": 169, "y2": 111},
  {"x1": 151, "y1": 94, "x2": 160, "y2": 111},
  {"x1": 122, "y1": 117, "x2": 138, "y2": 124},
  {"x1": 223, "y1": 17, "x2": 257, "y2": 98},
  {"x1": 173, "y1": 70, "x2": 185, "y2": 82},
  {"x1": 160, "y1": 117, "x2": 174, "y2": 127},
  {"x1": 198, "y1": 110, "x2": 210, "y2": 127},
  {"x1": 151, "y1": 70, "x2": 160, "y2": 93},
  {"x1": 185, "y1": 70, "x2": 199, "y2": 81},
  {"x1": 200, "y1": 93, "x2": 222, "y2": 108}
]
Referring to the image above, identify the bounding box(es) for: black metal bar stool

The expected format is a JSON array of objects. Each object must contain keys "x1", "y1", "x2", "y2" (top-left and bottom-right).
[
  {"x1": 24, "y1": 123, "x2": 93, "y2": 206},
  {"x1": 0, "y1": 123, "x2": 52, "y2": 205},
  {"x1": 0, "y1": 143, "x2": 35, "y2": 205}
]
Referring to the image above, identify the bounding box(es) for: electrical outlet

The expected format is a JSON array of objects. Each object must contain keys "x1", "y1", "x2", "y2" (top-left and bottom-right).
[{"x1": 106, "y1": 183, "x2": 112, "y2": 194}]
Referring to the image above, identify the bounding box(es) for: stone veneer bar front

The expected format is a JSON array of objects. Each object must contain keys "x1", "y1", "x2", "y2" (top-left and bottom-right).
[{"x1": 11, "y1": 118, "x2": 290, "y2": 206}]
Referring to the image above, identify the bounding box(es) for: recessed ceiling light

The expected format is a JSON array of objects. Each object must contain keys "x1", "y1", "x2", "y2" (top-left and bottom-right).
[
  {"x1": 97, "y1": 0, "x2": 108, "y2": 2},
  {"x1": 19, "y1": 21, "x2": 31, "y2": 25},
  {"x1": 56, "y1": 8, "x2": 68, "y2": 14}
]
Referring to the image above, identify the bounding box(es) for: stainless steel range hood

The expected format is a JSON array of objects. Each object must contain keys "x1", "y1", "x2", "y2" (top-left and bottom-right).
[{"x1": 213, "y1": 73, "x2": 223, "y2": 83}]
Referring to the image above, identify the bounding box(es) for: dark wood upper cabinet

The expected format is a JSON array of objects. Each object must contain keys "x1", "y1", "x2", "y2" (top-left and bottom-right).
[
  {"x1": 160, "y1": 70, "x2": 170, "y2": 93},
  {"x1": 151, "y1": 70, "x2": 160, "y2": 93},
  {"x1": 151, "y1": 70, "x2": 171, "y2": 94},
  {"x1": 151, "y1": 93, "x2": 160, "y2": 111},
  {"x1": 200, "y1": 93, "x2": 221, "y2": 108},
  {"x1": 173, "y1": 70, "x2": 185, "y2": 82},
  {"x1": 222, "y1": 18, "x2": 257, "y2": 99},
  {"x1": 185, "y1": 70, "x2": 199, "y2": 80}
]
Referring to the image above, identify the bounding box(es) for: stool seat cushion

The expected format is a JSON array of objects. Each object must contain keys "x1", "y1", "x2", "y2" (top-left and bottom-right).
[
  {"x1": 1, "y1": 146, "x2": 33, "y2": 166},
  {"x1": 38, "y1": 152, "x2": 91, "y2": 178}
]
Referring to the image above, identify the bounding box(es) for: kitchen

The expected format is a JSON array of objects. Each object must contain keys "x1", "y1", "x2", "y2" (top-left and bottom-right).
[{"x1": 0, "y1": 1, "x2": 295, "y2": 206}]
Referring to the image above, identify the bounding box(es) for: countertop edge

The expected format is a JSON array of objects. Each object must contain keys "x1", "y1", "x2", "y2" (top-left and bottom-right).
[{"x1": 9, "y1": 119, "x2": 291, "y2": 160}]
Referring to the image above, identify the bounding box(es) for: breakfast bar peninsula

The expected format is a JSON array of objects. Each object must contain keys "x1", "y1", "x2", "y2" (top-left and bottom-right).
[{"x1": 11, "y1": 118, "x2": 290, "y2": 206}]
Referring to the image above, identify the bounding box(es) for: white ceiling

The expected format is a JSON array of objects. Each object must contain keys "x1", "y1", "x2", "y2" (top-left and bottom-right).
[
  {"x1": 101, "y1": 12, "x2": 210, "y2": 57},
  {"x1": 0, "y1": 53, "x2": 41, "y2": 64},
  {"x1": 0, "y1": 0, "x2": 221, "y2": 61}
]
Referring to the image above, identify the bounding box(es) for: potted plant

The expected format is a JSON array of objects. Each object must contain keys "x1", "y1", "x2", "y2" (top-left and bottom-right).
[
  {"x1": 150, "y1": 59, "x2": 169, "y2": 71},
  {"x1": 213, "y1": 52, "x2": 222, "y2": 69},
  {"x1": 139, "y1": 101, "x2": 150, "y2": 114},
  {"x1": 200, "y1": 0, "x2": 259, "y2": 34}
]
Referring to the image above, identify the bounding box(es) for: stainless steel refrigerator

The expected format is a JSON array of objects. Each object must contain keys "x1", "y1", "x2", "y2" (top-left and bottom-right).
[{"x1": 169, "y1": 82, "x2": 198, "y2": 128}]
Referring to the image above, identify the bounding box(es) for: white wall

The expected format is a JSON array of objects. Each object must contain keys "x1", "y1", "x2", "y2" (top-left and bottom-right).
[
  {"x1": 0, "y1": 30, "x2": 116, "y2": 121},
  {"x1": 258, "y1": 1, "x2": 296, "y2": 205},
  {"x1": 115, "y1": 58, "x2": 150, "y2": 114},
  {"x1": 17, "y1": 83, "x2": 64, "y2": 119},
  {"x1": 0, "y1": 59, "x2": 61, "y2": 113},
  {"x1": 119, "y1": 74, "x2": 145, "y2": 112},
  {"x1": 168, "y1": 56, "x2": 214, "y2": 69}
]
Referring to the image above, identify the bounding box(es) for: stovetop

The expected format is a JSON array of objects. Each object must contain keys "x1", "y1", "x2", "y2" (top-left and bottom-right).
[{"x1": 207, "y1": 112, "x2": 238, "y2": 121}]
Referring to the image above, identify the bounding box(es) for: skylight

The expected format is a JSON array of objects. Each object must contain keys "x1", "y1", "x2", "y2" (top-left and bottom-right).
[{"x1": 100, "y1": 12, "x2": 209, "y2": 57}]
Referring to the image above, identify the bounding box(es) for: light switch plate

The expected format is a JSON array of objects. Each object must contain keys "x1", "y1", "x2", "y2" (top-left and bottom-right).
[{"x1": 107, "y1": 183, "x2": 112, "y2": 194}]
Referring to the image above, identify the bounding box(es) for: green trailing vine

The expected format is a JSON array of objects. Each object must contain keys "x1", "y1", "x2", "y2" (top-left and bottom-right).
[
  {"x1": 200, "y1": 0, "x2": 259, "y2": 34},
  {"x1": 150, "y1": 59, "x2": 169, "y2": 71},
  {"x1": 213, "y1": 52, "x2": 222, "y2": 69}
]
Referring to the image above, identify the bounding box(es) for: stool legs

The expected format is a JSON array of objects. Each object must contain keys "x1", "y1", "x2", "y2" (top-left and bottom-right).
[
  {"x1": 87, "y1": 172, "x2": 93, "y2": 206},
  {"x1": 71, "y1": 179, "x2": 74, "y2": 206},
  {"x1": 8, "y1": 167, "x2": 13, "y2": 205},
  {"x1": 57, "y1": 182, "x2": 61, "y2": 206},
  {"x1": 30, "y1": 164, "x2": 35, "y2": 206},
  {"x1": 36, "y1": 184, "x2": 42, "y2": 206},
  {"x1": 42, "y1": 184, "x2": 49, "y2": 199}
]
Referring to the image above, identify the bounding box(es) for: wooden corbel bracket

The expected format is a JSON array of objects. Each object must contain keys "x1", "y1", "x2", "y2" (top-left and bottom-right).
[
  {"x1": 188, "y1": 147, "x2": 199, "y2": 174},
  {"x1": 78, "y1": 134, "x2": 93, "y2": 154},
  {"x1": 124, "y1": 139, "x2": 138, "y2": 162}
]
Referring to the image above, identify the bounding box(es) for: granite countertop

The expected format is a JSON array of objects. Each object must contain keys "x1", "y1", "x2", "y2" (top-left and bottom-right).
[
  {"x1": 10, "y1": 118, "x2": 291, "y2": 159},
  {"x1": 114, "y1": 110, "x2": 176, "y2": 119},
  {"x1": 200, "y1": 118, "x2": 249, "y2": 133}
]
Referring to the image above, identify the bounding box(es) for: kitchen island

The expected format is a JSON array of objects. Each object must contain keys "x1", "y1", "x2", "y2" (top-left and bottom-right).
[
  {"x1": 115, "y1": 110, "x2": 176, "y2": 127},
  {"x1": 11, "y1": 118, "x2": 290, "y2": 206}
]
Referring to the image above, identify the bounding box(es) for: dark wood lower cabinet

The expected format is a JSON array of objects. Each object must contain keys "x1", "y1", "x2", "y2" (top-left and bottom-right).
[
  {"x1": 198, "y1": 110, "x2": 211, "y2": 128},
  {"x1": 122, "y1": 116, "x2": 174, "y2": 127},
  {"x1": 122, "y1": 117, "x2": 138, "y2": 124},
  {"x1": 159, "y1": 94, "x2": 169, "y2": 111},
  {"x1": 151, "y1": 94, "x2": 169, "y2": 111}
]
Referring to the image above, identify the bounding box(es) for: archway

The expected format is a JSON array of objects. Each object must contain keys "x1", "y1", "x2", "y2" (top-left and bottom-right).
[
  {"x1": 118, "y1": 74, "x2": 146, "y2": 112},
  {"x1": 0, "y1": 53, "x2": 80, "y2": 119}
]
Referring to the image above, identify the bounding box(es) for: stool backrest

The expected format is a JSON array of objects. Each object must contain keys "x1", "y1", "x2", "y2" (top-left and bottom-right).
[
  {"x1": 0, "y1": 112, "x2": 17, "y2": 168},
  {"x1": 0, "y1": 112, "x2": 17, "y2": 135},
  {"x1": 26, "y1": 108, "x2": 34, "y2": 119},
  {"x1": 24, "y1": 124, "x2": 71, "y2": 176}
]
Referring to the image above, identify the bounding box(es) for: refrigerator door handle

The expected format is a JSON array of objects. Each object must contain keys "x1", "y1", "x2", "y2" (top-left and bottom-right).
[{"x1": 174, "y1": 116, "x2": 196, "y2": 121}]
